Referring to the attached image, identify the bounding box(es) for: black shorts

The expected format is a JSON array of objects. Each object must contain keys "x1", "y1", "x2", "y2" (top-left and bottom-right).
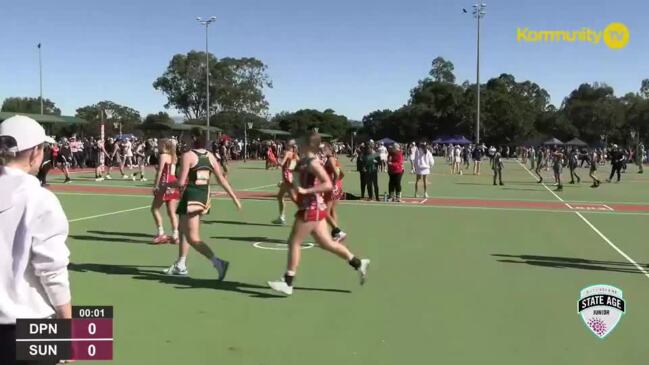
[{"x1": 57, "y1": 155, "x2": 70, "y2": 165}]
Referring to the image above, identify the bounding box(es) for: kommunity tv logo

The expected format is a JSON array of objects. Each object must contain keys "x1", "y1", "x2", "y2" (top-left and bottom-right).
[{"x1": 517, "y1": 22, "x2": 630, "y2": 49}]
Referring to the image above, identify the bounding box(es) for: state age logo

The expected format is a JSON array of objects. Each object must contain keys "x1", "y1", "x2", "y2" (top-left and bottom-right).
[{"x1": 578, "y1": 284, "x2": 626, "y2": 339}]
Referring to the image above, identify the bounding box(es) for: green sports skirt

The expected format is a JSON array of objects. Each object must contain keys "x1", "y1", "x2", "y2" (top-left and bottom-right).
[{"x1": 176, "y1": 184, "x2": 211, "y2": 215}]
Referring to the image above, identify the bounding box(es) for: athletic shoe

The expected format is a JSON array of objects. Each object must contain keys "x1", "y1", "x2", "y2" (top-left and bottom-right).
[
  {"x1": 122, "y1": 175, "x2": 129, "y2": 180},
  {"x1": 272, "y1": 216, "x2": 286, "y2": 225},
  {"x1": 358, "y1": 259, "x2": 370, "y2": 285},
  {"x1": 268, "y1": 279, "x2": 293, "y2": 296},
  {"x1": 131, "y1": 175, "x2": 137, "y2": 181},
  {"x1": 105, "y1": 175, "x2": 112, "y2": 180},
  {"x1": 64, "y1": 178, "x2": 71, "y2": 184},
  {"x1": 163, "y1": 264, "x2": 188, "y2": 276},
  {"x1": 95, "y1": 177, "x2": 104, "y2": 182},
  {"x1": 213, "y1": 258, "x2": 230, "y2": 281},
  {"x1": 140, "y1": 177, "x2": 147, "y2": 182},
  {"x1": 151, "y1": 235, "x2": 169, "y2": 245},
  {"x1": 459, "y1": 170, "x2": 463, "y2": 175},
  {"x1": 333, "y1": 230, "x2": 347, "y2": 242}
]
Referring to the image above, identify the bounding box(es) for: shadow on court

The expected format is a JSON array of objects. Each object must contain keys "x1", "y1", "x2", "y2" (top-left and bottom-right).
[
  {"x1": 68, "y1": 263, "x2": 351, "y2": 298},
  {"x1": 88, "y1": 230, "x2": 152, "y2": 238},
  {"x1": 211, "y1": 235, "x2": 286, "y2": 244},
  {"x1": 204, "y1": 220, "x2": 280, "y2": 228},
  {"x1": 69, "y1": 233, "x2": 151, "y2": 244},
  {"x1": 492, "y1": 254, "x2": 649, "y2": 275}
]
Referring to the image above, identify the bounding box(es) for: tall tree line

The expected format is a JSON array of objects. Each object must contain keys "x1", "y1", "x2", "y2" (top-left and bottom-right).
[{"x1": 362, "y1": 56, "x2": 649, "y2": 145}]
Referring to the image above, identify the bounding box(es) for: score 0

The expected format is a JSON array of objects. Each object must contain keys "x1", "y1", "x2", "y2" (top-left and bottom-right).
[{"x1": 71, "y1": 306, "x2": 113, "y2": 360}]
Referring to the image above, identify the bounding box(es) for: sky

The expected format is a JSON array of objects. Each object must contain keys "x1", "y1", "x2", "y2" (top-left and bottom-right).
[{"x1": 0, "y1": 0, "x2": 647, "y2": 121}]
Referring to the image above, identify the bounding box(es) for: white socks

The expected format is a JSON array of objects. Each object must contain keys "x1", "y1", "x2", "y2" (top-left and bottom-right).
[
  {"x1": 177, "y1": 256, "x2": 187, "y2": 269},
  {"x1": 157, "y1": 226, "x2": 164, "y2": 236}
]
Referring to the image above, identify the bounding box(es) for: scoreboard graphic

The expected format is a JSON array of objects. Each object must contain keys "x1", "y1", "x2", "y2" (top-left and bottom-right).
[{"x1": 16, "y1": 306, "x2": 113, "y2": 361}]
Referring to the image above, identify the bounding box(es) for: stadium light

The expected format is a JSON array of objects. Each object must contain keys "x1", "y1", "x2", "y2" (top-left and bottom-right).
[
  {"x1": 196, "y1": 16, "x2": 217, "y2": 145},
  {"x1": 467, "y1": 2, "x2": 486, "y2": 144}
]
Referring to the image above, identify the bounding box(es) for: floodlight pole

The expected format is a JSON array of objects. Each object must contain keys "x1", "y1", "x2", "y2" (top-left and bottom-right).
[
  {"x1": 38, "y1": 43, "x2": 44, "y2": 115},
  {"x1": 197, "y1": 16, "x2": 217, "y2": 146},
  {"x1": 472, "y1": 3, "x2": 486, "y2": 144}
]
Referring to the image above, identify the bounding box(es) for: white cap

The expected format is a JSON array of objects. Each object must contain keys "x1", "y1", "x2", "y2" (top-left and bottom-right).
[{"x1": 0, "y1": 115, "x2": 55, "y2": 151}]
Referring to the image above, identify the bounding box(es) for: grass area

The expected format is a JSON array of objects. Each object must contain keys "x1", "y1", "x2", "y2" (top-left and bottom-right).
[{"x1": 53, "y1": 157, "x2": 649, "y2": 364}]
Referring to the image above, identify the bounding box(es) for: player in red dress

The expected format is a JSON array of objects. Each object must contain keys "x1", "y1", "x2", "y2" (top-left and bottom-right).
[
  {"x1": 323, "y1": 144, "x2": 347, "y2": 241},
  {"x1": 267, "y1": 132, "x2": 370, "y2": 296},
  {"x1": 265, "y1": 142, "x2": 279, "y2": 169},
  {"x1": 272, "y1": 140, "x2": 299, "y2": 225},
  {"x1": 151, "y1": 139, "x2": 181, "y2": 244}
]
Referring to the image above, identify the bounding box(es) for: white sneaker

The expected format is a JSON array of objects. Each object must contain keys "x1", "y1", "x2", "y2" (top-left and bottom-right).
[
  {"x1": 268, "y1": 279, "x2": 293, "y2": 295},
  {"x1": 163, "y1": 264, "x2": 188, "y2": 276},
  {"x1": 359, "y1": 259, "x2": 370, "y2": 285},
  {"x1": 140, "y1": 177, "x2": 147, "y2": 182},
  {"x1": 105, "y1": 175, "x2": 112, "y2": 180},
  {"x1": 132, "y1": 175, "x2": 137, "y2": 181},
  {"x1": 213, "y1": 258, "x2": 230, "y2": 281},
  {"x1": 95, "y1": 177, "x2": 104, "y2": 182},
  {"x1": 122, "y1": 175, "x2": 129, "y2": 180},
  {"x1": 333, "y1": 231, "x2": 347, "y2": 242},
  {"x1": 272, "y1": 216, "x2": 286, "y2": 225}
]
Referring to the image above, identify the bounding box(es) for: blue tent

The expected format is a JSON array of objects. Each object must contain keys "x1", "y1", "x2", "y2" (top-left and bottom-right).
[
  {"x1": 435, "y1": 135, "x2": 472, "y2": 145},
  {"x1": 448, "y1": 136, "x2": 472, "y2": 145},
  {"x1": 378, "y1": 137, "x2": 398, "y2": 146},
  {"x1": 114, "y1": 134, "x2": 136, "y2": 141}
]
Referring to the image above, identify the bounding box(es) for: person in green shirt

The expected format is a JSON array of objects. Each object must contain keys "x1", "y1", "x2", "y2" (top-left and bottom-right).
[
  {"x1": 492, "y1": 147, "x2": 504, "y2": 186},
  {"x1": 360, "y1": 143, "x2": 380, "y2": 201}
]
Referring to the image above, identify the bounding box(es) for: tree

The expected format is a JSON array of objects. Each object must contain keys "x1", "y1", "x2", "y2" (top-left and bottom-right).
[
  {"x1": 429, "y1": 57, "x2": 456, "y2": 83},
  {"x1": 142, "y1": 112, "x2": 174, "y2": 126},
  {"x1": 153, "y1": 51, "x2": 272, "y2": 120},
  {"x1": 272, "y1": 109, "x2": 352, "y2": 138},
  {"x1": 562, "y1": 83, "x2": 624, "y2": 143},
  {"x1": 1, "y1": 97, "x2": 61, "y2": 115},
  {"x1": 640, "y1": 79, "x2": 649, "y2": 99},
  {"x1": 75, "y1": 101, "x2": 142, "y2": 136}
]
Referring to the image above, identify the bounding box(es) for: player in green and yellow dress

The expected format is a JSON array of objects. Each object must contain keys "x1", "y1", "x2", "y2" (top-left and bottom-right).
[{"x1": 165, "y1": 129, "x2": 241, "y2": 279}]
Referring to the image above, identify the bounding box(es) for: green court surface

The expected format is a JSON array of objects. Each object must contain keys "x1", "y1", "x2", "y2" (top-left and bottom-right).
[{"x1": 51, "y1": 158, "x2": 649, "y2": 365}]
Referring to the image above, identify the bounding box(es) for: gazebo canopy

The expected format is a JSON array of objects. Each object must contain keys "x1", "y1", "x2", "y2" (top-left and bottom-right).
[
  {"x1": 378, "y1": 137, "x2": 399, "y2": 146},
  {"x1": 543, "y1": 137, "x2": 564, "y2": 146},
  {"x1": 565, "y1": 137, "x2": 588, "y2": 147},
  {"x1": 256, "y1": 128, "x2": 292, "y2": 137}
]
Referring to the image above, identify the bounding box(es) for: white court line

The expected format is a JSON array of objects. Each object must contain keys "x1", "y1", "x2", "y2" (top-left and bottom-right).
[
  {"x1": 68, "y1": 206, "x2": 149, "y2": 223},
  {"x1": 575, "y1": 212, "x2": 649, "y2": 279},
  {"x1": 516, "y1": 160, "x2": 648, "y2": 279},
  {"x1": 241, "y1": 183, "x2": 277, "y2": 191},
  {"x1": 603, "y1": 204, "x2": 615, "y2": 212},
  {"x1": 420, "y1": 199, "x2": 428, "y2": 204}
]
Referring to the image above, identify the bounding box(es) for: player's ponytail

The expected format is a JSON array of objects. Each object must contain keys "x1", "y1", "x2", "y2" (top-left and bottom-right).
[{"x1": 0, "y1": 135, "x2": 19, "y2": 166}]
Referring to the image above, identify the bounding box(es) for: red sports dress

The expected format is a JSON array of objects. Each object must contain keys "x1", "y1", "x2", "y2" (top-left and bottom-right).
[
  {"x1": 156, "y1": 162, "x2": 180, "y2": 201},
  {"x1": 282, "y1": 152, "x2": 298, "y2": 184},
  {"x1": 324, "y1": 157, "x2": 344, "y2": 202},
  {"x1": 295, "y1": 157, "x2": 328, "y2": 222},
  {"x1": 267, "y1": 147, "x2": 278, "y2": 166}
]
